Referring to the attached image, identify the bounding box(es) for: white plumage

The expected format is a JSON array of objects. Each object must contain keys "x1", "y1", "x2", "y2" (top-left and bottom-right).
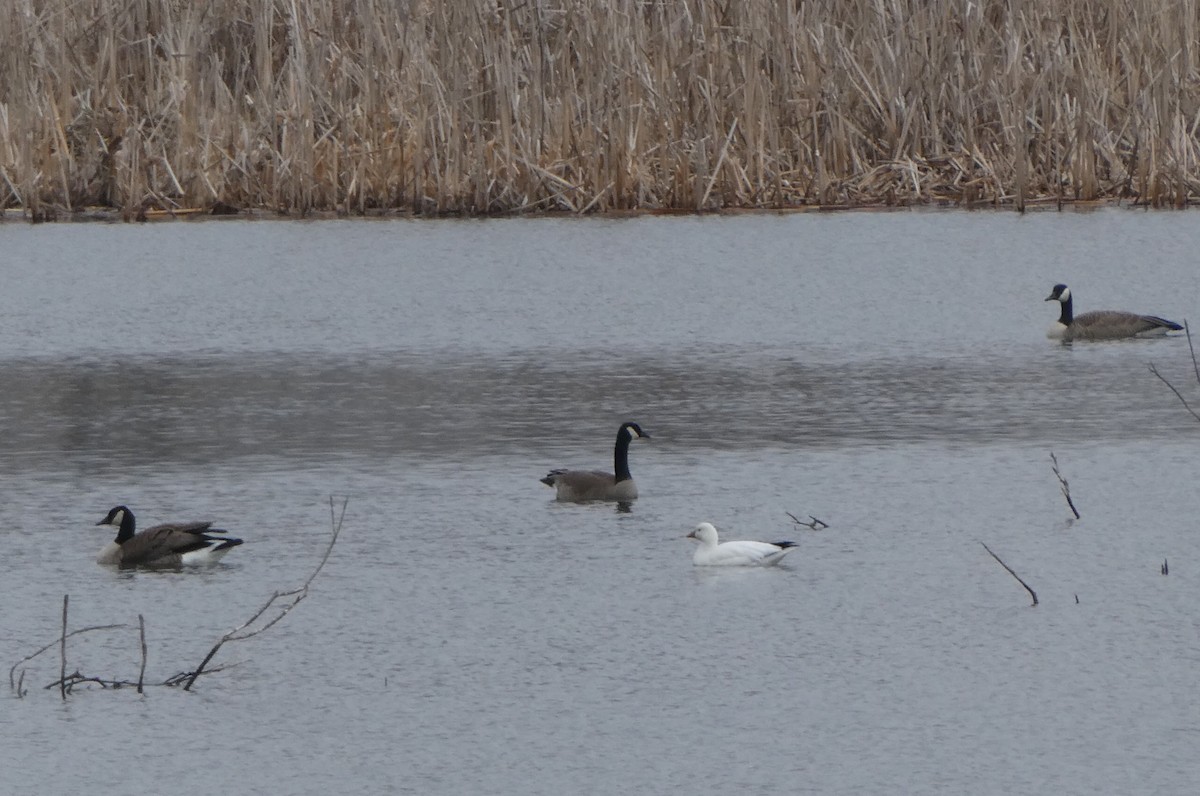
[{"x1": 686, "y1": 522, "x2": 797, "y2": 567}]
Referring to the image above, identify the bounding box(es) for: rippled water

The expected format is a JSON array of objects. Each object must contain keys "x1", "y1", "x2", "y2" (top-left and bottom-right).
[{"x1": 3, "y1": 210, "x2": 1200, "y2": 794}]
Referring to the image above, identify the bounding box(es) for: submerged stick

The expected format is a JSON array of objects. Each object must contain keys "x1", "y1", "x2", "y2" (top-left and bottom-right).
[
  {"x1": 1185, "y1": 321, "x2": 1199, "y2": 386},
  {"x1": 137, "y1": 614, "x2": 147, "y2": 695},
  {"x1": 9, "y1": 623, "x2": 128, "y2": 692},
  {"x1": 1049, "y1": 452, "x2": 1081, "y2": 519},
  {"x1": 1148, "y1": 321, "x2": 1200, "y2": 421},
  {"x1": 183, "y1": 496, "x2": 347, "y2": 691},
  {"x1": 59, "y1": 595, "x2": 68, "y2": 701},
  {"x1": 785, "y1": 511, "x2": 829, "y2": 530},
  {"x1": 1148, "y1": 363, "x2": 1200, "y2": 422},
  {"x1": 981, "y1": 542, "x2": 1039, "y2": 606}
]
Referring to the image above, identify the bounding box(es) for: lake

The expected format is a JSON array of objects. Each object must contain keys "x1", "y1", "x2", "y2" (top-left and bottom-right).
[{"x1": 2, "y1": 209, "x2": 1199, "y2": 794}]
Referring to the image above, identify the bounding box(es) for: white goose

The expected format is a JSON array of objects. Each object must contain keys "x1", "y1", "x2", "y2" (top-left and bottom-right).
[{"x1": 686, "y1": 522, "x2": 797, "y2": 567}]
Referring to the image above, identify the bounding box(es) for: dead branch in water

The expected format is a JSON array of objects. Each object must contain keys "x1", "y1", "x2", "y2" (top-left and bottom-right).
[
  {"x1": 981, "y1": 542, "x2": 1039, "y2": 606},
  {"x1": 41, "y1": 663, "x2": 237, "y2": 694},
  {"x1": 1149, "y1": 321, "x2": 1200, "y2": 422},
  {"x1": 58, "y1": 595, "x2": 67, "y2": 701},
  {"x1": 1162, "y1": 559, "x2": 1169, "y2": 576},
  {"x1": 9, "y1": 623, "x2": 128, "y2": 693},
  {"x1": 1187, "y1": 321, "x2": 1199, "y2": 385},
  {"x1": 181, "y1": 495, "x2": 347, "y2": 691},
  {"x1": 1049, "y1": 452, "x2": 1081, "y2": 520},
  {"x1": 1148, "y1": 364, "x2": 1200, "y2": 422},
  {"x1": 785, "y1": 511, "x2": 830, "y2": 530},
  {"x1": 137, "y1": 614, "x2": 147, "y2": 695},
  {"x1": 11, "y1": 497, "x2": 346, "y2": 697}
]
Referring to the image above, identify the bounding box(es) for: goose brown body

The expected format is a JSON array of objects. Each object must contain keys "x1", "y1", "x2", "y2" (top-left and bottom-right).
[
  {"x1": 96, "y1": 505, "x2": 243, "y2": 567},
  {"x1": 540, "y1": 421, "x2": 649, "y2": 502},
  {"x1": 1046, "y1": 284, "x2": 1182, "y2": 342}
]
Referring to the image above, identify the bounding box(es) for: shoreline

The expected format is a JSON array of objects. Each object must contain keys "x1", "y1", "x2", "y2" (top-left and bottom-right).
[{"x1": 0, "y1": 196, "x2": 1158, "y2": 224}]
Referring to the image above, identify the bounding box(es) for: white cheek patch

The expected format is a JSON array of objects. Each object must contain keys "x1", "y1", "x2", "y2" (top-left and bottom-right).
[
  {"x1": 112, "y1": 509, "x2": 126, "y2": 526},
  {"x1": 1059, "y1": 288, "x2": 1071, "y2": 302}
]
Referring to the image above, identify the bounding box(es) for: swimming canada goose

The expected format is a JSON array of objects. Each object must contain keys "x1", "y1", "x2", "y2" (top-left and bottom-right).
[
  {"x1": 686, "y1": 522, "x2": 797, "y2": 567},
  {"x1": 95, "y1": 505, "x2": 243, "y2": 567},
  {"x1": 540, "y1": 421, "x2": 650, "y2": 502},
  {"x1": 1045, "y1": 283, "x2": 1182, "y2": 341}
]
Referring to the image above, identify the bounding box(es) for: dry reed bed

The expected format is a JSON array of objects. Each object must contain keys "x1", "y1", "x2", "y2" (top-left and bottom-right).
[{"x1": 2, "y1": 0, "x2": 1200, "y2": 217}]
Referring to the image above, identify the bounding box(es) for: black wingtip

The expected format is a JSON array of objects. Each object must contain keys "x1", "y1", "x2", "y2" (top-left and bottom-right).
[
  {"x1": 773, "y1": 540, "x2": 799, "y2": 549},
  {"x1": 213, "y1": 537, "x2": 244, "y2": 551}
]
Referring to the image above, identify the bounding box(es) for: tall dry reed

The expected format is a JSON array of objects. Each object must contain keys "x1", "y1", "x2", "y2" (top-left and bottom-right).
[{"x1": 2, "y1": 0, "x2": 1199, "y2": 217}]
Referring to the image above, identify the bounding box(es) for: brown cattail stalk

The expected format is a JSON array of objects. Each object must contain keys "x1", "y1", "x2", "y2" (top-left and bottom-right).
[{"x1": 5, "y1": 1, "x2": 1200, "y2": 216}]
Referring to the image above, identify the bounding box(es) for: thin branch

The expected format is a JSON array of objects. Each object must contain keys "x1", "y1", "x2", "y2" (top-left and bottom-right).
[
  {"x1": 161, "y1": 663, "x2": 237, "y2": 687},
  {"x1": 785, "y1": 511, "x2": 829, "y2": 530},
  {"x1": 1148, "y1": 363, "x2": 1200, "y2": 422},
  {"x1": 137, "y1": 614, "x2": 147, "y2": 695},
  {"x1": 43, "y1": 663, "x2": 238, "y2": 692},
  {"x1": 59, "y1": 595, "x2": 68, "y2": 701},
  {"x1": 981, "y1": 542, "x2": 1039, "y2": 606},
  {"x1": 183, "y1": 496, "x2": 347, "y2": 691},
  {"x1": 1049, "y1": 452, "x2": 1081, "y2": 519},
  {"x1": 9, "y1": 624, "x2": 128, "y2": 691},
  {"x1": 1186, "y1": 320, "x2": 1198, "y2": 386}
]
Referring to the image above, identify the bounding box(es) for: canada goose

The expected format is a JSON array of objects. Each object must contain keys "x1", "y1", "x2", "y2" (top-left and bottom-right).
[
  {"x1": 686, "y1": 522, "x2": 797, "y2": 567},
  {"x1": 95, "y1": 505, "x2": 243, "y2": 567},
  {"x1": 1045, "y1": 283, "x2": 1182, "y2": 341},
  {"x1": 540, "y1": 421, "x2": 650, "y2": 502}
]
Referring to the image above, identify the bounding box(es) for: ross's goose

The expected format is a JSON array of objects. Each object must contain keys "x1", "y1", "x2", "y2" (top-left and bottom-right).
[{"x1": 686, "y1": 522, "x2": 796, "y2": 567}]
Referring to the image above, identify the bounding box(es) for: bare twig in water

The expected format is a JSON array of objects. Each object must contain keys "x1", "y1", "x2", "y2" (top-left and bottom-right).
[
  {"x1": 785, "y1": 511, "x2": 829, "y2": 530},
  {"x1": 1186, "y1": 321, "x2": 1199, "y2": 385},
  {"x1": 1049, "y1": 452, "x2": 1081, "y2": 520},
  {"x1": 182, "y1": 495, "x2": 347, "y2": 691},
  {"x1": 1148, "y1": 321, "x2": 1200, "y2": 422},
  {"x1": 41, "y1": 663, "x2": 238, "y2": 693},
  {"x1": 9, "y1": 623, "x2": 128, "y2": 693},
  {"x1": 59, "y1": 595, "x2": 68, "y2": 701},
  {"x1": 1148, "y1": 363, "x2": 1200, "y2": 422},
  {"x1": 46, "y1": 671, "x2": 124, "y2": 692},
  {"x1": 161, "y1": 663, "x2": 237, "y2": 687},
  {"x1": 1162, "y1": 559, "x2": 1169, "y2": 576},
  {"x1": 137, "y1": 614, "x2": 147, "y2": 695},
  {"x1": 981, "y1": 542, "x2": 1039, "y2": 606}
]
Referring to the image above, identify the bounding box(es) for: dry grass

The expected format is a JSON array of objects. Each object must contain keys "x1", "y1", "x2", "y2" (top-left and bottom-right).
[{"x1": 3, "y1": 0, "x2": 1200, "y2": 217}]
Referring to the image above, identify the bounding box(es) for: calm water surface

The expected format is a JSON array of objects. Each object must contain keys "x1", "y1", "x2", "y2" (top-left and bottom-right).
[{"x1": 2, "y1": 211, "x2": 1199, "y2": 795}]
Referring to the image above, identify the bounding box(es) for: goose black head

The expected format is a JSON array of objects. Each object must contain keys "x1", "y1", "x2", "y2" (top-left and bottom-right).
[{"x1": 1045, "y1": 284, "x2": 1070, "y2": 303}]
